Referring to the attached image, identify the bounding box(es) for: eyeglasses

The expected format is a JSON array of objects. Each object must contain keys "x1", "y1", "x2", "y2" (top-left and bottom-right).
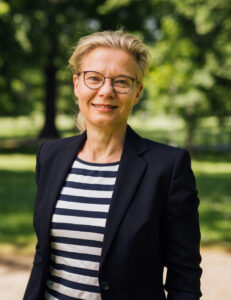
[{"x1": 80, "y1": 71, "x2": 137, "y2": 94}]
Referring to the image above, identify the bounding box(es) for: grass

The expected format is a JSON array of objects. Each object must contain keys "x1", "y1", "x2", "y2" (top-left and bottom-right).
[
  {"x1": 129, "y1": 114, "x2": 231, "y2": 150},
  {"x1": 192, "y1": 158, "x2": 231, "y2": 250},
  {"x1": 0, "y1": 114, "x2": 231, "y2": 254},
  {"x1": 0, "y1": 154, "x2": 37, "y2": 255},
  {"x1": 0, "y1": 114, "x2": 75, "y2": 140}
]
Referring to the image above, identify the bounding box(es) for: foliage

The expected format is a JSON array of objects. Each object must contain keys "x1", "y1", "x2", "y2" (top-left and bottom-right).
[
  {"x1": 0, "y1": 1, "x2": 34, "y2": 115},
  {"x1": 0, "y1": 0, "x2": 231, "y2": 144},
  {"x1": 0, "y1": 1, "x2": 169, "y2": 113},
  {"x1": 145, "y1": 0, "x2": 231, "y2": 150}
]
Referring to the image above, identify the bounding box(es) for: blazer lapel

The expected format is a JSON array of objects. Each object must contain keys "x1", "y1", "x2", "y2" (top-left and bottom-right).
[
  {"x1": 99, "y1": 126, "x2": 148, "y2": 273},
  {"x1": 42, "y1": 132, "x2": 87, "y2": 259}
]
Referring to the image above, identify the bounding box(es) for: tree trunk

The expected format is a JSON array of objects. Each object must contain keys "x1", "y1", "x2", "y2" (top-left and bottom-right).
[
  {"x1": 185, "y1": 115, "x2": 196, "y2": 156},
  {"x1": 39, "y1": 11, "x2": 60, "y2": 139},
  {"x1": 39, "y1": 62, "x2": 60, "y2": 139}
]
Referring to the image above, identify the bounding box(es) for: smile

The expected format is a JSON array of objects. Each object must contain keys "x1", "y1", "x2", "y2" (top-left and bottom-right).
[{"x1": 92, "y1": 104, "x2": 118, "y2": 111}]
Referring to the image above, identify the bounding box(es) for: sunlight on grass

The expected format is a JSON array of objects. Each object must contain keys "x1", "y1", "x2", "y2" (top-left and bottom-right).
[
  {"x1": 129, "y1": 114, "x2": 185, "y2": 130},
  {"x1": 1, "y1": 114, "x2": 231, "y2": 149},
  {"x1": 0, "y1": 115, "x2": 43, "y2": 138},
  {"x1": 191, "y1": 158, "x2": 231, "y2": 249},
  {"x1": 192, "y1": 160, "x2": 231, "y2": 175},
  {"x1": 129, "y1": 114, "x2": 231, "y2": 148},
  {"x1": 0, "y1": 114, "x2": 76, "y2": 140},
  {"x1": 0, "y1": 154, "x2": 37, "y2": 253},
  {"x1": 0, "y1": 154, "x2": 36, "y2": 171},
  {"x1": 56, "y1": 114, "x2": 76, "y2": 131}
]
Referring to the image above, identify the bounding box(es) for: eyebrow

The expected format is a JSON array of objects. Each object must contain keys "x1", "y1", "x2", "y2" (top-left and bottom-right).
[{"x1": 83, "y1": 70, "x2": 136, "y2": 79}]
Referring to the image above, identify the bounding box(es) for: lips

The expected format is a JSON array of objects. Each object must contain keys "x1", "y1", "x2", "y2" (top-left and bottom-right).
[
  {"x1": 92, "y1": 103, "x2": 118, "y2": 111},
  {"x1": 92, "y1": 104, "x2": 118, "y2": 108}
]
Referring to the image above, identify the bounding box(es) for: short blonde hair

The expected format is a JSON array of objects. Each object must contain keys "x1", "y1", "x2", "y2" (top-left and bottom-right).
[{"x1": 69, "y1": 30, "x2": 150, "y2": 132}]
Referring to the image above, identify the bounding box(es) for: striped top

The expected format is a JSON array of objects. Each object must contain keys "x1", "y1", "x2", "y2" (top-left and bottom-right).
[{"x1": 45, "y1": 157, "x2": 119, "y2": 300}]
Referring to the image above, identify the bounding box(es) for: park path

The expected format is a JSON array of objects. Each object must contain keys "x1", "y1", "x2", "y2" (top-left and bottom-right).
[{"x1": 0, "y1": 248, "x2": 231, "y2": 300}]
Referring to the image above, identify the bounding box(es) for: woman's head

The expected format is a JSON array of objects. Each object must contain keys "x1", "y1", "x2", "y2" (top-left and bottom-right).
[
  {"x1": 69, "y1": 30, "x2": 150, "y2": 132},
  {"x1": 69, "y1": 30, "x2": 150, "y2": 83}
]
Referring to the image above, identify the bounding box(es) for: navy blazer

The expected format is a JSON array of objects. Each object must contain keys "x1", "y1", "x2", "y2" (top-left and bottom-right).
[{"x1": 24, "y1": 126, "x2": 202, "y2": 300}]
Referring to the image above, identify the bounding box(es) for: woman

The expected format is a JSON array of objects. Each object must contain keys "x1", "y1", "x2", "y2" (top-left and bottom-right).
[{"x1": 24, "y1": 30, "x2": 202, "y2": 300}]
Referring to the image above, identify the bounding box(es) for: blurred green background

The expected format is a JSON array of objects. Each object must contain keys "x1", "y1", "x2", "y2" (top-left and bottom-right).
[{"x1": 0, "y1": 0, "x2": 231, "y2": 256}]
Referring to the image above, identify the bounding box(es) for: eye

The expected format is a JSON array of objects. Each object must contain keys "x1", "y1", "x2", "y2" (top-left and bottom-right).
[
  {"x1": 89, "y1": 76, "x2": 100, "y2": 81},
  {"x1": 117, "y1": 80, "x2": 127, "y2": 84},
  {"x1": 114, "y1": 77, "x2": 131, "y2": 87},
  {"x1": 87, "y1": 76, "x2": 101, "y2": 82},
  {"x1": 85, "y1": 72, "x2": 104, "y2": 85}
]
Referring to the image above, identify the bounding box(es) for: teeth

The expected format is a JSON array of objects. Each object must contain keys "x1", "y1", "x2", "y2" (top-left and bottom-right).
[{"x1": 94, "y1": 104, "x2": 117, "y2": 108}]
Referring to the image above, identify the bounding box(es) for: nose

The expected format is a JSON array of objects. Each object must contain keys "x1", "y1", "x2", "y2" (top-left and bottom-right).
[{"x1": 98, "y1": 78, "x2": 115, "y2": 96}]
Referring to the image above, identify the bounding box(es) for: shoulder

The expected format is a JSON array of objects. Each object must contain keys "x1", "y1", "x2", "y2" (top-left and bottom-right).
[
  {"x1": 143, "y1": 138, "x2": 191, "y2": 175},
  {"x1": 127, "y1": 125, "x2": 190, "y2": 165},
  {"x1": 37, "y1": 133, "x2": 85, "y2": 163},
  {"x1": 41, "y1": 135, "x2": 81, "y2": 151},
  {"x1": 145, "y1": 138, "x2": 189, "y2": 159}
]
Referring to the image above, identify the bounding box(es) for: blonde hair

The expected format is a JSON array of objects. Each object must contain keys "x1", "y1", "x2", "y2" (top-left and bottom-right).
[{"x1": 69, "y1": 30, "x2": 150, "y2": 132}]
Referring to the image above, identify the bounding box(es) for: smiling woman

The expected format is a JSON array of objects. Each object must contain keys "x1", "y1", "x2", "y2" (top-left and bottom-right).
[
  {"x1": 69, "y1": 30, "x2": 149, "y2": 137},
  {"x1": 72, "y1": 47, "x2": 142, "y2": 144},
  {"x1": 23, "y1": 30, "x2": 202, "y2": 300}
]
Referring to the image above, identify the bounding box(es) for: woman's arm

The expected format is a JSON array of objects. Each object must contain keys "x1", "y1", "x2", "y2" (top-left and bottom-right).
[
  {"x1": 23, "y1": 142, "x2": 46, "y2": 300},
  {"x1": 163, "y1": 150, "x2": 202, "y2": 299}
]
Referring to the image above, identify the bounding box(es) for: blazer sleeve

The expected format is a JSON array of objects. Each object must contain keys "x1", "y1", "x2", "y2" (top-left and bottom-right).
[
  {"x1": 23, "y1": 142, "x2": 45, "y2": 300},
  {"x1": 163, "y1": 150, "x2": 202, "y2": 300},
  {"x1": 33, "y1": 141, "x2": 45, "y2": 265}
]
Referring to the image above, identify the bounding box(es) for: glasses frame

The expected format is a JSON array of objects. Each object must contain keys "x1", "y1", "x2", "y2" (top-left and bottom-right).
[{"x1": 80, "y1": 70, "x2": 137, "y2": 94}]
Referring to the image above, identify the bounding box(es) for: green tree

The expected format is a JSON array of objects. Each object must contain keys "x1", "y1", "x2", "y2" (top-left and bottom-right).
[
  {"x1": 1, "y1": 0, "x2": 161, "y2": 137},
  {"x1": 2, "y1": 0, "x2": 230, "y2": 146},
  {"x1": 0, "y1": 1, "x2": 34, "y2": 116},
  {"x1": 146, "y1": 0, "x2": 231, "y2": 152}
]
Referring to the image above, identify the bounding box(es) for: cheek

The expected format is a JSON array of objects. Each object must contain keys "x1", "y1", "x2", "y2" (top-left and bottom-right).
[
  {"x1": 124, "y1": 95, "x2": 137, "y2": 111},
  {"x1": 75, "y1": 87, "x2": 85, "y2": 102},
  {"x1": 78, "y1": 98, "x2": 86, "y2": 112},
  {"x1": 77, "y1": 90, "x2": 94, "y2": 111},
  {"x1": 74, "y1": 79, "x2": 88, "y2": 98}
]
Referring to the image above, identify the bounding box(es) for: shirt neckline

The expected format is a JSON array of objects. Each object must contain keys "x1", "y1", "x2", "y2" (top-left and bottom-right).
[{"x1": 76, "y1": 156, "x2": 120, "y2": 167}]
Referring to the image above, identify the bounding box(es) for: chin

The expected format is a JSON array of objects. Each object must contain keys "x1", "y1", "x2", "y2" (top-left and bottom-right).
[{"x1": 89, "y1": 118, "x2": 123, "y2": 130}]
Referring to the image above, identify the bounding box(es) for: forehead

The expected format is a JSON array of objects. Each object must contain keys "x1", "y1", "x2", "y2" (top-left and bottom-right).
[{"x1": 81, "y1": 47, "x2": 138, "y2": 76}]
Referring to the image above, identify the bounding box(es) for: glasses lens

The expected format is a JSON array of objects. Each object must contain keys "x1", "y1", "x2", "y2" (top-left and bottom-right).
[
  {"x1": 113, "y1": 76, "x2": 133, "y2": 93},
  {"x1": 84, "y1": 71, "x2": 104, "y2": 89}
]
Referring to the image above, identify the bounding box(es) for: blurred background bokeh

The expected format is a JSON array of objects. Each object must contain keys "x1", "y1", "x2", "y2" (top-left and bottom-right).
[{"x1": 0, "y1": 0, "x2": 231, "y2": 299}]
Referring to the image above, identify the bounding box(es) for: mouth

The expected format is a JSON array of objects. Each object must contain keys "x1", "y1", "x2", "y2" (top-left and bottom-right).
[{"x1": 92, "y1": 103, "x2": 118, "y2": 111}]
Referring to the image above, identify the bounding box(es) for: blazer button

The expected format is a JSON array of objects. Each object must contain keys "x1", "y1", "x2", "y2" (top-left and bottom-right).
[{"x1": 101, "y1": 281, "x2": 110, "y2": 291}]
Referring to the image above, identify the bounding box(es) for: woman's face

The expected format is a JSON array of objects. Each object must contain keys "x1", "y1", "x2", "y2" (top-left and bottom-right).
[{"x1": 73, "y1": 47, "x2": 143, "y2": 132}]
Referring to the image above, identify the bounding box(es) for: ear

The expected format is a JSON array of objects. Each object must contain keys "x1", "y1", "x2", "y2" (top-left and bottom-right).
[
  {"x1": 73, "y1": 74, "x2": 80, "y2": 98},
  {"x1": 134, "y1": 84, "x2": 143, "y2": 105}
]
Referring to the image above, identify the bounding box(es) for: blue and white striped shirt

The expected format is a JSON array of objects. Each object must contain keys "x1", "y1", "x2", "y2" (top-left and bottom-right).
[{"x1": 45, "y1": 157, "x2": 119, "y2": 300}]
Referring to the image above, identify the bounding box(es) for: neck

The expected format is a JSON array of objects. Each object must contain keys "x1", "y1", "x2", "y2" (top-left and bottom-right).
[{"x1": 78, "y1": 124, "x2": 127, "y2": 163}]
